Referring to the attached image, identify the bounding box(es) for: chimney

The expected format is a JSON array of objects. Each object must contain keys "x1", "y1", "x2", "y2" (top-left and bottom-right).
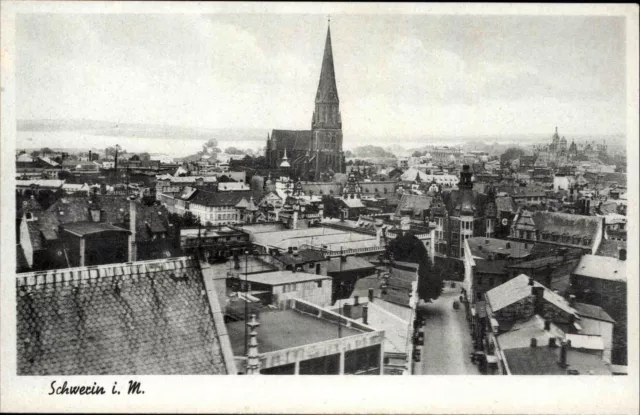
[
  {"x1": 559, "y1": 340, "x2": 570, "y2": 368},
  {"x1": 619, "y1": 248, "x2": 626, "y2": 261},
  {"x1": 368, "y1": 288, "x2": 374, "y2": 302},
  {"x1": 354, "y1": 295, "x2": 359, "y2": 306},
  {"x1": 288, "y1": 247, "x2": 293, "y2": 254},
  {"x1": 114, "y1": 148, "x2": 118, "y2": 170},
  {"x1": 245, "y1": 314, "x2": 261, "y2": 375},
  {"x1": 530, "y1": 337, "x2": 538, "y2": 347},
  {"x1": 544, "y1": 318, "x2": 551, "y2": 331},
  {"x1": 532, "y1": 286, "x2": 544, "y2": 314},
  {"x1": 362, "y1": 304, "x2": 369, "y2": 325},
  {"x1": 568, "y1": 294, "x2": 576, "y2": 306},
  {"x1": 128, "y1": 199, "x2": 137, "y2": 262},
  {"x1": 89, "y1": 150, "x2": 92, "y2": 162},
  {"x1": 528, "y1": 276, "x2": 534, "y2": 286}
]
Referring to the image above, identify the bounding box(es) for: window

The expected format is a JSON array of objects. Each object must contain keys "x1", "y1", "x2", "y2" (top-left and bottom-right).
[
  {"x1": 309, "y1": 263, "x2": 315, "y2": 269},
  {"x1": 344, "y1": 345, "x2": 381, "y2": 375},
  {"x1": 316, "y1": 280, "x2": 323, "y2": 288}
]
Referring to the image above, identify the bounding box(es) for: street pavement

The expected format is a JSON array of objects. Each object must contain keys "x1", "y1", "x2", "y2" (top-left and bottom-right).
[{"x1": 415, "y1": 282, "x2": 481, "y2": 375}]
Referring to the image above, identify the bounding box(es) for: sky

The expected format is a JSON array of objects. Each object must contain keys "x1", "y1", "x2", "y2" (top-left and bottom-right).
[{"x1": 16, "y1": 13, "x2": 627, "y2": 142}]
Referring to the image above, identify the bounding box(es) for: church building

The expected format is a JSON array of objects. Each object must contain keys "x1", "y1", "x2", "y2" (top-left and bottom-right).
[{"x1": 265, "y1": 23, "x2": 345, "y2": 181}]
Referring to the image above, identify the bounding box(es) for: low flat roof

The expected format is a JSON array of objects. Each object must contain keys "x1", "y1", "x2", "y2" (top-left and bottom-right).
[
  {"x1": 244, "y1": 270, "x2": 331, "y2": 286},
  {"x1": 226, "y1": 308, "x2": 363, "y2": 355},
  {"x1": 61, "y1": 222, "x2": 130, "y2": 237}
]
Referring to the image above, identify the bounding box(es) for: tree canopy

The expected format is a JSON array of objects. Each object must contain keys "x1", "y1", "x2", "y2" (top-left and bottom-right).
[{"x1": 387, "y1": 232, "x2": 443, "y2": 301}]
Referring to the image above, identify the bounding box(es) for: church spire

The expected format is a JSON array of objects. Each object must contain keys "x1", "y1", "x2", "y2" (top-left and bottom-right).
[{"x1": 315, "y1": 23, "x2": 339, "y2": 104}]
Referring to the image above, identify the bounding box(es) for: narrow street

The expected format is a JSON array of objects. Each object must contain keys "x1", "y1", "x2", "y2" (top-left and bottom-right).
[{"x1": 416, "y1": 282, "x2": 480, "y2": 375}]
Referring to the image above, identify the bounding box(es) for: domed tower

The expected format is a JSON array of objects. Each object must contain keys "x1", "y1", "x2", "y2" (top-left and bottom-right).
[{"x1": 560, "y1": 135, "x2": 567, "y2": 153}]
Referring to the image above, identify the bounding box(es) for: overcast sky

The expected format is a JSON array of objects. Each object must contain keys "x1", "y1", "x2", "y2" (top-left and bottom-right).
[{"x1": 17, "y1": 13, "x2": 627, "y2": 139}]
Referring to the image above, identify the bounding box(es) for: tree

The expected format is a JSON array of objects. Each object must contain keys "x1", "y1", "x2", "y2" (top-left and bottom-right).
[
  {"x1": 412, "y1": 150, "x2": 423, "y2": 158},
  {"x1": 225, "y1": 146, "x2": 245, "y2": 155},
  {"x1": 139, "y1": 152, "x2": 151, "y2": 162},
  {"x1": 345, "y1": 150, "x2": 354, "y2": 158},
  {"x1": 500, "y1": 147, "x2": 525, "y2": 167},
  {"x1": 321, "y1": 195, "x2": 343, "y2": 219},
  {"x1": 387, "y1": 232, "x2": 443, "y2": 301},
  {"x1": 250, "y1": 175, "x2": 264, "y2": 191},
  {"x1": 40, "y1": 147, "x2": 52, "y2": 155}
]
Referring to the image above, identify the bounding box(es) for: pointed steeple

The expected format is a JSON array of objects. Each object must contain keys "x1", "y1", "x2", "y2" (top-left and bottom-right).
[{"x1": 315, "y1": 23, "x2": 339, "y2": 104}]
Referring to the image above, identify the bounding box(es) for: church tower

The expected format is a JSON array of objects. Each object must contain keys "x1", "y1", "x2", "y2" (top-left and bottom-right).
[{"x1": 311, "y1": 22, "x2": 344, "y2": 180}]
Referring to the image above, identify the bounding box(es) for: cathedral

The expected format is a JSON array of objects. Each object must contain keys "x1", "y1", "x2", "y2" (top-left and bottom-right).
[{"x1": 265, "y1": 23, "x2": 345, "y2": 181}]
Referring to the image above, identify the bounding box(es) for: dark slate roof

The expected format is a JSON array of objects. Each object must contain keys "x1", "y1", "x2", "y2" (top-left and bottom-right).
[
  {"x1": 189, "y1": 188, "x2": 264, "y2": 208},
  {"x1": 270, "y1": 130, "x2": 312, "y2": 151},
  {"x1": 573, "y1": 302, "x2": 615, "y2": 324},
  {"x1": 27, "y1": 222, "x2": 44, "y2": 250},
  {"x1": 16, "y1": 257, "x2": 231, "y2": 375},
  {"x1": 504, "y1": 347, "x2": 611, "y2": 375}
]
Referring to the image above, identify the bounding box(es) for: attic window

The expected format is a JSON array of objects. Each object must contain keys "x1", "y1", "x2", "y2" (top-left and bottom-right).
[{"x1": 25, "y1": 212, "x2": 32, "y2": 220}]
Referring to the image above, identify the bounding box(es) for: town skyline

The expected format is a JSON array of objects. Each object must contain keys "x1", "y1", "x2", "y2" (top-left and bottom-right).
[{"x1": 18, "y1": 13, "x2": 627, "y2": 144}]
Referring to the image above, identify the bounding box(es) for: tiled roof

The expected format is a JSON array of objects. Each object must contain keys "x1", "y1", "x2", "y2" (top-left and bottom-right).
[
  {"x1": 395, "y1": 194, "x2": 432, "y2": 218},
  {"x1": 530, "y1": 211, "x2": 602, "y2": 240},
  {"x1": 488, "y1": 274, "x2": 577, "y2": 317},
  {"x1": 189, "y1": 188, "x2": 264, "y2": 208},
  {"x1": 495, "y1": 196, "x2": 516, "y2": 213},
  {"x1": 503, "y1": 347, "x2": 611, "y2": 375},
  {"x1": 497, "y1": 314, "x2": 564, "y2": 350},
  {"x1": 16, "y1": 257, "x2": 231, "y2": 375},
  {"x1": 573, "y1": 254, "x2": 626, "y2": 282}
]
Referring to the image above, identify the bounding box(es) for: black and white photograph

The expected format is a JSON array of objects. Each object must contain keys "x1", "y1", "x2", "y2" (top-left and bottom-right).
[{"x1": 1, "y1": 2, "x2": 638, "y2": 413}]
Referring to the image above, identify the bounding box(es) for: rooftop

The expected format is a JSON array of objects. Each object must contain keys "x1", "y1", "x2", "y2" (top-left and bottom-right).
[
  {"x1": 573, "y1": 254, "x2": 626, "y2": 282},
  {"x1": 573, "y1": 302, "x2": 615, "y2": 324},
  {"x1": 61, "y1": 221, "x2": 131, "y2": 237},
  {"x1": 467, "y1": 237, "x2": 532, "y2": 260},
  {"x1": 504, "y1": 347, "x2": 611, "y2": 375},
  {"x1": 243, "y1": 270, "x2": 331, "y2": 286},
  {"x1": 226, "y1": 308, "x2": 363, "y2": 355},
  {"x1": 486, "y1": 274, "x2": 577, "y2": 317},
  {"x1": 16, "y1": 257, "x2": 232, "y2": 375}
]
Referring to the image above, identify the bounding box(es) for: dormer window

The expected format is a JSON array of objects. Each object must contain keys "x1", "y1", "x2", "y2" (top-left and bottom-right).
[{"x1": 25, "y1": 212, "x2": 33, "y2": 221}]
